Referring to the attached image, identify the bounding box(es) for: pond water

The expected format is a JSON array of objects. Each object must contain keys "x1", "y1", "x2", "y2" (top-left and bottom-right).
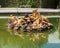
[{"x1": 0, "y1": 17, "x2": 60, "y2": 48}]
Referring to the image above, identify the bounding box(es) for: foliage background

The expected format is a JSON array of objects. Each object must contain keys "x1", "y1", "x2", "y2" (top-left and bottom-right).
[{"x1": 0, "y1": 0, "x2": 59, "y2": 8}]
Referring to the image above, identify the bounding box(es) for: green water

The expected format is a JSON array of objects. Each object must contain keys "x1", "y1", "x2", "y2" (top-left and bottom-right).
[{"x1": 0, "y1": 18, "x2": 60, "y2": 48}]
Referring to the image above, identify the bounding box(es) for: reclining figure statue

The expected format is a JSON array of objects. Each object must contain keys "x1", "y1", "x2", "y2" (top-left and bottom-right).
[{"x1": 7, "y1": 9, "x2": 53, "y2": 32}]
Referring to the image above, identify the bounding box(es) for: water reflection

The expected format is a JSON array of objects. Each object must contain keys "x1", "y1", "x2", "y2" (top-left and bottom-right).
[
  {"x1": 48, "y1": 30, "x2": 60, "y2": 43},
  {"x1": 6, "y1": 28, "x2": 55, "y2": 48},
  {"x1": 0, "y1": 18, "x2": 59, "y2": 48},
  {"x1": 58, "y1": 18, "x2": 60, "y2": 40},
  {"x1": 42, "y1": 43, "x2": 60, "y2": 48},
  {"x1": 48, "y1": 18, "x2": 60, "y2": 43},
  {"x1": 41, "y1": 18, "x2": 60, "y2": 48},
  {"x1": 0, "y1": 30, "x2": 49, "y2": 48}
]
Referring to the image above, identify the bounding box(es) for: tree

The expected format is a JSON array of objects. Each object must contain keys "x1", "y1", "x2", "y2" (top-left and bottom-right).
[{"x1": 41, "y1": 0, "x2": 59, "y2": 9}]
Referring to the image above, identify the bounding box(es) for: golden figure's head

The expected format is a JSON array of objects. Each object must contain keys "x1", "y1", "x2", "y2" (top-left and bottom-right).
[{"x1": 32, "y1": 9, "x2": 38, "y2": 13}]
